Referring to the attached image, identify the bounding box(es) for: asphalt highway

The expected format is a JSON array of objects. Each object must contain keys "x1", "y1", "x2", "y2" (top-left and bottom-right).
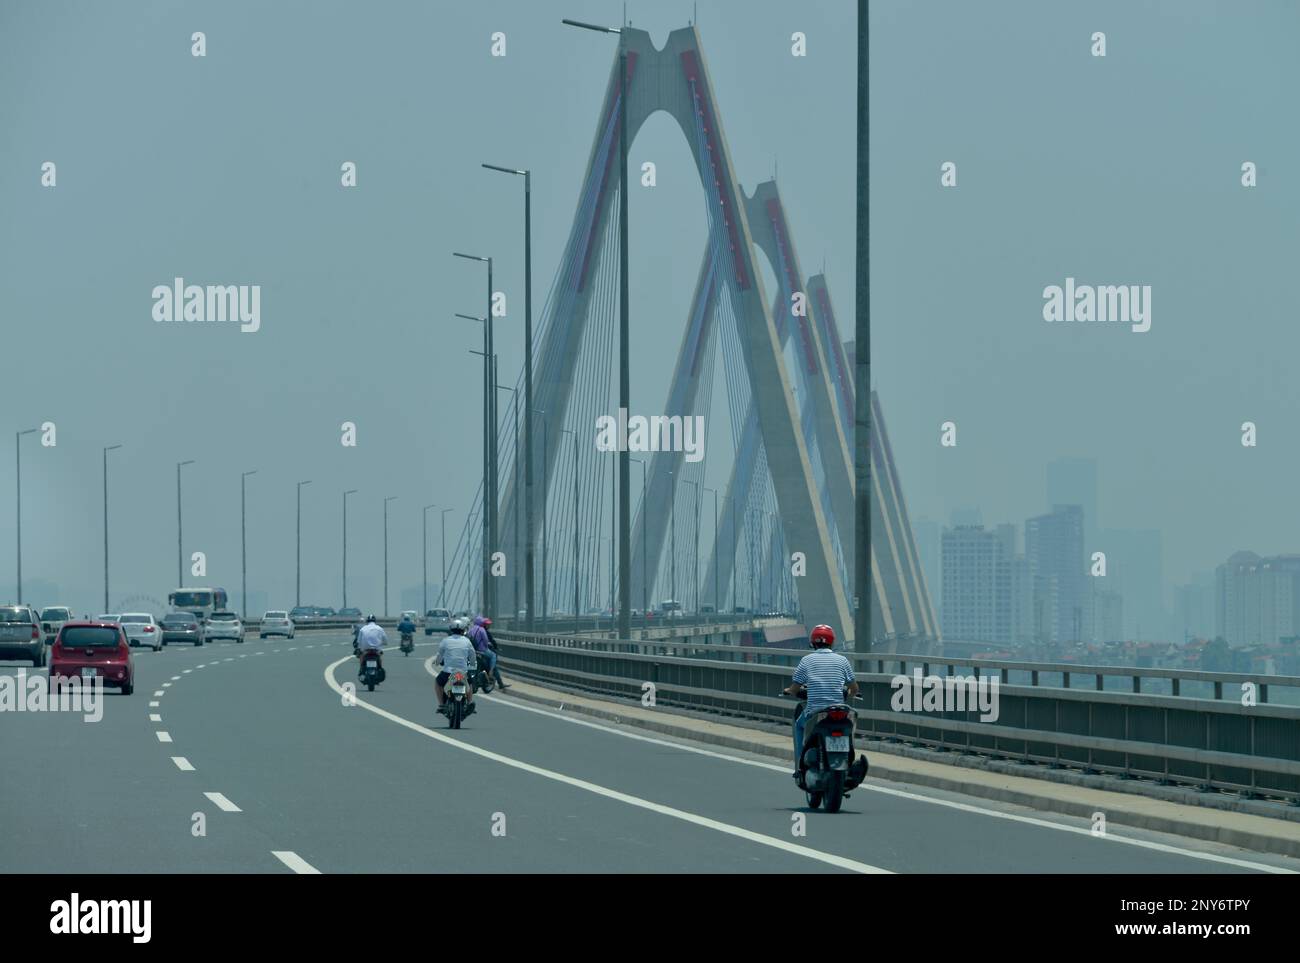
[{"x1": 3, "y1": 631, "x2": 1297, "y2": 874}]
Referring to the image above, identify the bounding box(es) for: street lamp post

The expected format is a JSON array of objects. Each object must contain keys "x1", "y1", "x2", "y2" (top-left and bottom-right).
[
  {"x1": 241, "y1": 470, "x2": 257, "y2": 618},
  {"x1": 560, "y1": 427, "x2": 579, "y2": 622},
  {"x1": 684, "y1": 479, "x2": 700, "y2": 614},
  {"x1": 705, "y1": 486, "x2": 719, "y2": 615},
  {"x1": 383, "y1": 495, "x2": 397, "y2": 617},
  {"x1": 453, "y1": 252, "x2": 496, "y2": 615},
  {"x1": 176, "y1": 459, "x2": 195, "y2": 587},
  {"x1": 423, "y1": 504, "x2": 436, "y2": 618},
  {"x1": 342, "y1": 489, "x2": 357, "y2": 609},
  {"x1": 563, "y1": 16, "x2": 630, "y2": 640},
  {"x1": 14, "y1": 428, "x2": 39, "y2": 602},
  {"x1": 296, "y1": 480, "x2": 312, "y2": 606},
  {"x1": 631, "y1": 457, "x2": 648, "y2": 620},
  {"x1": 441, "y1": 508, "x2": 454, "y2": 609},
  {"x1": 102, "y1": 444, "x2": 122, "y2": 611},
  {"x1": 483, "y1": 162, "x2": 536, "y2": 632},
  {"x1": 668, "y1": 469, "x2": 676, "y2": 609}
]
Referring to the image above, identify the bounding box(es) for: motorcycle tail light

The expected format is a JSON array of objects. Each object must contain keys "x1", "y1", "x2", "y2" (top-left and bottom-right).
[
  {"x1": 831, "y1": 731, "x2": 844, "y2": 738},
  {"x1": 828, "y1": 708, "x2": 849, "y2": 721}
]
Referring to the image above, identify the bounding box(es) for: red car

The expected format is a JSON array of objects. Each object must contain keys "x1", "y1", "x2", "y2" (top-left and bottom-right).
[{"x1": 49, "y1": 622, "x2": 135, "y2": 695}]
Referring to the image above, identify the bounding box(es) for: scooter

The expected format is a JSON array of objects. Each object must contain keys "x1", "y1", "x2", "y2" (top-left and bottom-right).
[
  {"x1": 359, "y1": 649, "x2": 386, "y2": 692},
  {"x1": 444, "y1": 670, "x2": 472, "y2": 729},
  {"x1": 472, "y1": 651, "x2": 495, "y2": 694},
  {"x1": 399, "y1": 631, "x2": 414, "y2": 656},
  {"x1": 789, "y1": 696, "x2": 868, "y2": 813}
]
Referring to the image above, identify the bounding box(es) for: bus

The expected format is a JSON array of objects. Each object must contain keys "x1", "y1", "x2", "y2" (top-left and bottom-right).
[{"x1": 168, "y1": 587, "x2": 229, "y2": 620}]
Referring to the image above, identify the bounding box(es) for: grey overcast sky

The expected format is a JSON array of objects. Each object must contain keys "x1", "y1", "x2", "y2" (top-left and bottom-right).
[{"x1": 1, "y1": 1, "x2": 1295, "y2": 614}]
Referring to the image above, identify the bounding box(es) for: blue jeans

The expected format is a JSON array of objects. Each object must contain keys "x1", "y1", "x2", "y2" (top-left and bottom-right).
[
  {"x1": 478, "y1": 648, "x2": 497, "y2": 674},
  {"x1": 793, "y1": 709, "x2": 809, "y2": 767}
]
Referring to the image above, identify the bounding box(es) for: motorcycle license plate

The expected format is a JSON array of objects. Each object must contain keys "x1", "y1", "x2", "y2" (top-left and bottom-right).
[
  {"x1": 825, "y1": 736, "x2": 851, "y2": 752},
  {"x1": 451, "y1": 684, "x2": 467, "y2": 695},
  {"x1": 81, "y1": 667, "x2": 97, "y2": 679}
]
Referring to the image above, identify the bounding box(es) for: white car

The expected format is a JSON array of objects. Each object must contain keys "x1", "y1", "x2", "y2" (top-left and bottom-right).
[
  {"x1": 260, "y1": 611, "x2": 295, "y2": 639},
  {"x1": 39, "y1": 605, "x2": 73, "y2": 643},
  {"x1": 205, "y1": 611, "x2": 245, "y2": 643},
  {"x1": 120, "y1": 612, "x2": 163, "y2": 651}
]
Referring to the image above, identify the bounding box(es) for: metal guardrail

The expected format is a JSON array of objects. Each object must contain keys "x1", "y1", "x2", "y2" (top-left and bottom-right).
[{"x1": 497, "y1": 633, "x2": 1300, "y2": 804}]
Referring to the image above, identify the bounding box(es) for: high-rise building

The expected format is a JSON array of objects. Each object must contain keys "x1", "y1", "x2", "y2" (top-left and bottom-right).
[
  {"x1": 1173, "y1": 574, "x2": 1215, "y2": 641},
  {"x1": 1047, "y1": 458, "x2": 1099, "y2": 549},
  {"x1": 1094, "y1": 589, "x2": 1124, "y2": 641},
  {"x1": 1215, "y1": 552, "x2": 1300, "y2": 647},
  {"x1": 1025, "y1": 505, "x2": 1085, "y2": 643},
  {"x1": 941, "y1": 525, "x2": 1011, "y2": 643}
]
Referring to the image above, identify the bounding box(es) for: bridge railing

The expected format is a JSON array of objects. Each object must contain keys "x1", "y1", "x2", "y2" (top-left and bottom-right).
[{"x1": 496, "y1": 632, "x2": 1300, "y2": 804}]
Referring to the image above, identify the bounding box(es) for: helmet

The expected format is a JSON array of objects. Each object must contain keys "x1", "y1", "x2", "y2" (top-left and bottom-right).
[
  {"x1": 366, "y1": 614, "x2": 377, "y2": 623},
  {"x1": 810, "y1": 624, "x2": 835, "y2": 648},
  {"x1": 481, "y1": 617, "x2": 493, "y2": 627},
  {"x1": 449, "y1": 618, "x2": 467, "y2": 634}
]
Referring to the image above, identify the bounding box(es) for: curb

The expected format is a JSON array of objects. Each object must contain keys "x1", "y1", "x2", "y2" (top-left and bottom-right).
[{"x1": 501, "y1": 678, "x2": 1300, "y2": 860}]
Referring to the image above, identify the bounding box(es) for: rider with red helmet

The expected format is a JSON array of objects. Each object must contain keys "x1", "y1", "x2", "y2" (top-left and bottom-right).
[{"x1": 782, "y1": 624, "x2": 859, "y2": 777}]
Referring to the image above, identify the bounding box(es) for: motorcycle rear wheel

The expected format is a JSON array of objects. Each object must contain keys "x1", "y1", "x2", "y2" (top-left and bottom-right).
[
  {"x1": 824, "y1": 773, "x2": 846, "y2": 813},
  {"x1": 449, "y1": 700, "x2": 463, "y2": 729}
]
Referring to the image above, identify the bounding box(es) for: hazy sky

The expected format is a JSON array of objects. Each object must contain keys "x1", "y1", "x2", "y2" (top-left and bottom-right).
[{"x1": 1, "y1": 1, "x2": 1294, "y2": 615}]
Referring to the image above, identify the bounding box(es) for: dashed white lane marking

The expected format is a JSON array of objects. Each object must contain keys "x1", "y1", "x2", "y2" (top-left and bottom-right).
[
  {"x1": 156, "y1": 731, "x2": 172, "y2": 743},
  {"x1": 153, "y1": 690, "x2": 164, "y2": 697},
  {"x1": 473, "y1": 674, "x2": 1296, "y2": 876},
  {"x1": 328, "y1": 656, "x2": 886, "y2": 875},
  {"x1": 170, "y1": 675, "x2": 181, "y2": 681},
  {"x1": 149, "y1": 714, "x2": 161, "y2": 722},
  {"x1": 162, "y1": 683, "x2": 172, "y2": 688},
  {"x1": 204, "y1": 792, "x2": 242, "y2": 813},
  {"x1": 183, "y1": 669, "x2": 192, "y2": 674},
  {"x1": 172, "y1": 756, "x2": 195, "y2": 771},
  {"x1": 272, "y1": 851, "x2": 321, "y2": 874},
  {"x1": 149, "y1": 701, "x2": 159, "y2": 707},
  {"x1": 288, "y1": 647, "x2": 297, "y2": 651}
]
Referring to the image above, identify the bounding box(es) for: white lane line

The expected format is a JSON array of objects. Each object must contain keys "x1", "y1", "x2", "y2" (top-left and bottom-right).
[
  {"x1": 162, "y1": 683, "x2": 172, "y2": 688},
  {"x1": 197, "y1": 664, "x2": 207, "y2": 668},
  {"x1": 149, "y1": 714, "x2": 161, "y2": 722},
  {"x1": 473, "y1": 673, "x2": 1295, "y2": 875},
  {"x1": 170, "y1": 675, "x2": 181, "y2": 681},
  {"x1": 171, "y1": 756, "x2": 195, "y2": 771},
  {"x1": 204, "y1": 792, "x2": 242, "y2": 813},
  {"x1": 272, "y1": 851, "x2": 321, "y2": 874},
  {"x1": 327, "y1": 656, "x2": 885, "y2": 874},
  {"x1": 153, "y1": 690, "x2": 164, "y2": 697},
  {"x1": 149, "y1": 701, "x2": 159, "y2": 707},
  {"x1": 254, "y1": 652, "x2": 265, "y2": 657},
  {"x1": 156, "y1": 731, "x2": 172, "y2": 743},
  {"x1": 183, "y1": 669, "x2": 192, "y2": 674}
]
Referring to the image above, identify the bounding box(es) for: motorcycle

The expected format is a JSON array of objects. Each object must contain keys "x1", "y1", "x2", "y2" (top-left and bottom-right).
[
  {"x1": 791, "y1": 697, "x2": 868, "y2": 813},
  {"x1": 472, "y1": 651, "x2": 495, "y2": 694},
  {"x1": 399, "y1": 631, "x2": 414, "y2": 656},
  {"x1": 445, "y1": 670, "x2": 472, "y2": 729},
  {"x1": 359, "y1": 649, "x2": 386, "y2": 692}
]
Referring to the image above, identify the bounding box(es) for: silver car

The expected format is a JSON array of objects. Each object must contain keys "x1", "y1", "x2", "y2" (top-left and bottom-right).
[
  {"x1": 120, "y1": 612, "x2": 163, "y2": 651},
  {"x1": 39, "y1": 605, "x2": 73, "y2": 643},
  {"x1": 0, "y1": 604, "x2": 44, "y2": 666},
  {"x1": 259, "y1": 610, "x2": 294, "y2": 639},
  {"x1": 205, "y1": 611, "x2": 244, "y2": 643}
]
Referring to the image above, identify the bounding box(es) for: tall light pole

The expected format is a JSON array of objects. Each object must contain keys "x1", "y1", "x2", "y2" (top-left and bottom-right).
[
  {"x1": 561, "y1": 427, "x2": 579, "y2": 621},
  {"x1": 102, "y1": 444, "x2": 122, "y2": 611},
  {"x1": 684, "y1": 479, "x2": 700, "y2": 613},
  {"x1": 423, "y1": 503, "x2": 436, "y2": 617},
  {"x1": 441, "y1": 508, "x2": 454, "y2": 609},
  {"x1": 454, "y1": 252, "x2": 496, "y2": 614},
  {"x1": 241, "y1": 470, "x2": 257, "y2": 618},
  {"x1": 533, "y1": 408, "x2": 548, "y2": 631},
  {"x1": 14, "y1": 428, "x2": 39, "y2": 602},
  {"x1": 296, "y1": 480, "x2": 311, "y2": 606},
  {"x1": 383, "y1": 495, "x2": 397, "y2": 617},
  {"x1": 855, "y1": 2, "x2": 872, "y2": 652},
  {"x1": 668, "y1": 469, "x2": 676, "y2": 609},
  {"x1": 176, "y1": 459, "x2": 195, "y2": 587},
  {"x1": 342, "y1": 488, "x2": 357, "y2": 609},
  {"x1": 631, "y1": 457, "x2": 648, "y2": 619},
  {"x1": 483, "y1": 162, "x2": 536, "y2": 632},
  {"x1": 705, "y1": 486, "x2": 719, "y2": 614},
  {"x1": 563, "y1": 16, "x2": 631, "y2": 640}
]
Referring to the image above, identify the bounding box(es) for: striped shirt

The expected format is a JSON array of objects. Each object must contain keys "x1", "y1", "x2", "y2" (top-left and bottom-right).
[{"x1": 792, "y1": 650, "x2": 855, "y2": 712}]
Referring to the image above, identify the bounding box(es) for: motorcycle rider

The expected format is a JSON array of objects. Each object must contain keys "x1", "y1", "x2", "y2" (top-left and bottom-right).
[
  {"x1": 435, "y1": 617, "x2": 478, "y2": 716},
  {"x1": 469, "y1": 615, "x2": 509, "y2": 690},
  {"x1": 782, "y1": 624, "x2": 859, "y2": 781},
  {"x1": 397, "y1": 613, "x2": 416, "y2": 640},
  {"x1": 356, "y1": 613, "x2": 387, "y2": 676}
]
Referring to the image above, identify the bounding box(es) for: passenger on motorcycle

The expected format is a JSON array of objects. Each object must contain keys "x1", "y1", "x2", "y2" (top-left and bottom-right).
[
  {"x1": 469, "y1": 615, "x2": 509, "y2": 690},
  {"x1": 397, "y1": 614, "x2": 416, "y2": 637},
  {"x1": 435, "y1": 618, "x2": 478, "y2": 716},
  {"x1": 356, "y1": 614, "x2": 387, "y2": 676},
  {"x1": 782, "y1": 624, "x2": 859, "y2": 778}
]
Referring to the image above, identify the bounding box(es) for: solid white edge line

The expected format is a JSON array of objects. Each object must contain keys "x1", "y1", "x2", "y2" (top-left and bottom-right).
[
  {"x1": 467, "y1": 670, "x2": 1295, "y2": 875},
  {"x1": 326, "y1": 655, "x2": 887, "y2": 874},
  {"x1": 204, "y1": 791, "x2": 242, "y2": 813},
  {"x1": 272, "y1": 851, "x2": 321, "y2": 874}
]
